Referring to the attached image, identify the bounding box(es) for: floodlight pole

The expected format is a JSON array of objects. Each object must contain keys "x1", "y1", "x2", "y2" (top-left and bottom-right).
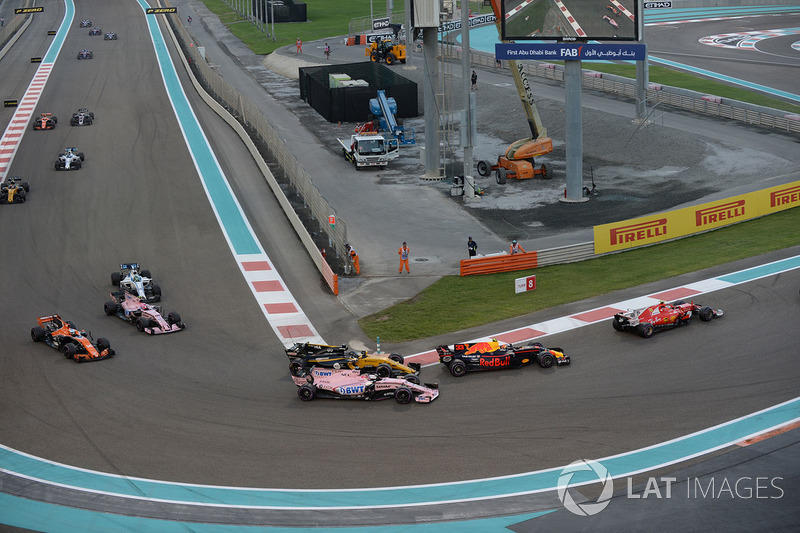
[
  {"x1": 461, "y1": 0, "x2": 475, "y2": 197},
  {"x1": 271, "y1": 0, "x2": 275, "y2": 41}
]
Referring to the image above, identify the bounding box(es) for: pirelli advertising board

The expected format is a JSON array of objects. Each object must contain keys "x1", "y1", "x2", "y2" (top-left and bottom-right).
[{"x1": 594, "y1": 180, "x2": 800, "y2": 254}]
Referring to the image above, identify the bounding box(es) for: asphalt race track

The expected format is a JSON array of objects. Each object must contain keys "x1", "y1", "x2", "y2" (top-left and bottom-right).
[
  {"x1": 0, "y1": 0, "x2": 799, "y2": 529},
  {"x1": 646, "y1": 12, "x2": 800, "y2": 98}
]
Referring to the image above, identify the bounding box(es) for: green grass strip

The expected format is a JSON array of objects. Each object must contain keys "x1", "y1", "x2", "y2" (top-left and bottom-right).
[{"x1": 359, "y1": 207, "x2": 800, "y2": 342}]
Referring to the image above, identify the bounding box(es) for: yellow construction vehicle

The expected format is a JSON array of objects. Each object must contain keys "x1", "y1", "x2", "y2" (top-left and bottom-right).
[
  {"x1": 476, "y1": 0, "x2": 553, "y2": 184},
  {"x1": 365, "y1": 39, "x2": 407, "y2": 65}
]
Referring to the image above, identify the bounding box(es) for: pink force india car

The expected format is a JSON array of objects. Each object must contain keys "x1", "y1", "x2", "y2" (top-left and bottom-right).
[
  {"x1": 292, "y1": 367, "x2": 439, "y2": 404},
  {"x1": 104, "y1": 290, "x2": 185, "y2": 334}
]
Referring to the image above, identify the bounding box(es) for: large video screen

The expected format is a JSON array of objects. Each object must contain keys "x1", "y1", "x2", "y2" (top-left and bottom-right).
[{"x1": 501, "y1": 0, "x2": 640, "y2": 42}]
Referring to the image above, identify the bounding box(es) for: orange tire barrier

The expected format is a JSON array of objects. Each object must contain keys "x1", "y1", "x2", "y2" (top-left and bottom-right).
[
  {"x1": 459, "y1": 251, "x2": 538, "y2": 276},
  {"x1": 321, "y1": 257, "x2": 339, "y2": 295}
]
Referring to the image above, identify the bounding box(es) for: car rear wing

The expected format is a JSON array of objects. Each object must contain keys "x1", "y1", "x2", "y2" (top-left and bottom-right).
[
  {"x1": 435, "y1": 345, "x2": 452, "y2": 356},
  {"x1": 120, "y1": 262, "x2": 139, "y2": 270}
]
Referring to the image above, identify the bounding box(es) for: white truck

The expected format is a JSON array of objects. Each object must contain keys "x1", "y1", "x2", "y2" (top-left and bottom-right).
[{"x1": 337, "y1": 133, "x2": 398, "y2": 170}]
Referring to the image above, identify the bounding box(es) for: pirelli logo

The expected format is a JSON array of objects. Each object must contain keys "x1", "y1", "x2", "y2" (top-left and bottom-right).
[
  {"x1": 609, "y1": 218, "x2": 667, "y2": 246},
  {"x1": 695, "y1": 200, "x2": 745, "y2": 227},
  {"x1": 770, "y1": 185, "x2": 800, "y2": 208},
  {"x1": 15, "y1": 7, "x2": 44, "y2": 13},
  {"x1": 146, "y1": 7, "x2": 178, "y2": 14},
  {"x1": 4, "y1": 100, "x2": 19, "y2": 108}
]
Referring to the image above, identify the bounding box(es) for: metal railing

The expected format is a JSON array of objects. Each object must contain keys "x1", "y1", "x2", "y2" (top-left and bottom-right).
[{"x1": 461, "y1": 47, "x2": 800, "y2": 135}]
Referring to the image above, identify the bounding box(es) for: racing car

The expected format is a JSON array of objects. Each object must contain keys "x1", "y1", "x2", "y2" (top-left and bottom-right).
[
  {"x1": 55, "y1": 147, "x2": 84, "y2": 170},
  {"x1": 292, "y1": 367, "x2": 438, "y2": 404},
  {"x1": 606, "y1": 4, "x2": 620, "y2": 16},
  {"x1": 77, "y1": 50, "x2": 93, "y2": 60},
  {"x1": 31, "y1": 315, "x2": 115, "y2": 362},
  {"x1": 285, "y1": 342, "x2": 420, "y2": 380},
  {"x1": 436, "y1": 339, "x2": 570, "y2": 377},
  {"x1": 104, "y1": 31, "x2": 118, "y2": 40},
  {"x1": 603, "y1": 15, "x2": 620, "y2": 29},
  {"x1": 32, "y1": 112, "x2": 57, "y2": 130},
  {"x1": 0, "y1": 177, "x2": 29, "y2": 204},
  {"x1": 89, "y1": 27, "x2": 102, "y2": 36},
  {"x1": 70, "y1": 108, "x2": 94, "y2": 126},
  {"x1": 104, "y1": 290, "x2": 184, "y2": 334},
  {"x1": 612, "y1": 300, "x2": 723, "y2": 338},
  {"x1": 79, "y1": 19, "x2": 92, "y2": 27},
  {"x1": 111, "y1": 263, "x2": 161, "y2": 302}
]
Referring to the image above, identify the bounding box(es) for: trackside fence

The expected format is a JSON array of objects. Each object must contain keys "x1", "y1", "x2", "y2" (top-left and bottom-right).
[
  {"x1": 458, "y1": 48, "x2": 800, "y2": 135},
  {"x1": 161, "y1": 1, "x2": 344, "y2": 294}
]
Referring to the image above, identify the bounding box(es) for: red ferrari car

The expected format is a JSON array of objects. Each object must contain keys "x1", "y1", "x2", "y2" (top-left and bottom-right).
[{"x1": 612, "y1": 301, "x2": 723, "y2": 338}]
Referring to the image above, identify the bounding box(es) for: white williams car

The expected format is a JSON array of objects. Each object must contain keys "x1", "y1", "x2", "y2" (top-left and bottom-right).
[
  {"x1": 55, "y1": 147, "x2": 84, "y2": 170},
  {"x1": 111, "y1": 263, "x2": 162, "y2": 302}
]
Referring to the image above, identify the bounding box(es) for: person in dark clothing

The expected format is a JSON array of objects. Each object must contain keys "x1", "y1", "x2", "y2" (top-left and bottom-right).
[{"x1": 467, "y1": 236, "x2": 478, "y2": 257}]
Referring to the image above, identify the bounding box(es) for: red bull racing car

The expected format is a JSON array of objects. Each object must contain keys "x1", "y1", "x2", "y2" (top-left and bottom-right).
[
  {"x1": 31, "y1": 315, "x2": 115, "y2": 362},
  {"x1": 612, "y1": 300, "x2": 723, "y2": 338},
  {"x1": 436, "y1": 340, "x2": 570, "y2": 377}
]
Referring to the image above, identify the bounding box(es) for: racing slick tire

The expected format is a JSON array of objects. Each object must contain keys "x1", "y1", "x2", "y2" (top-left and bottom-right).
[
  {"x1": 476, "y1": 160, "x2": 491, "y2": 177},
  {"x1": 111, "y1": 272, "x2": 122, "y2": 286},
  {"x1": 70, "y1": 118, "x2": 77, "y2": 126},
  {"x1": 31, "y1": 326, "x2": 45, "y2": 342},
  {"x1": 151, "y1": 284, "x2": 162, "y2": 302},
  {"x1": 611, "y1": 318, "x2": 624, "y2": 331},
  {"x1": 141, "y1": 269, "x2": 152, "y2": 278},
  {"x1": 537, "y1": 352, "x2": 555, "y2": 369},
  {"x1": 104, "y1": 301, "x2": 118, "y2": 315},
  {"x1": 394, "y1": 387, "x2": 413, "y2": 404},
  {"x1": 376, "y1": 363, "x2": 393, "y2": 378},
  {"x1": 167, "y1": 312, "x2": 181, "y2": 326},
  {"x1": 63, "y1": 343, "x2": 78, "y2": 360},
  {"x1": 78, "y1": 152, "x2": 85, "y2": 161},
  {"x1": 55, "y1": 162, "x2": 63, "y2": 170},
  {"x1": 403, "y1": 374, "x2": 420, "y2": 385},
  {"x1": 637, "y1": 323, "x2": 655, "y2": 338},
  {"x1": 96, "y1": 338, "x2": 111, "y2": 352},
  {"x1": 496, "y1": 168, "x2": 508, "y2": 184},
  {"x1": 289, "y1": 360, "x2": 305, "y2": 377},
  {"x1": 14, "y1": 190, "x2": 26, "y2": 203},
  {"x1": 298, "y1": 384, "x2": 316, "y2": 401},
  {"x1": 136, "y1": 318, "x2": 147, "y2": 332},
  {"x1": 449, "y1": 360, "x2": 467, "y2": 377},
  {"x1": 388, "y1": 353, "x2": 404, "y2": 364},
  {"x1": 698, "y1": 307, "x2": 714, "y2": 322}
]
